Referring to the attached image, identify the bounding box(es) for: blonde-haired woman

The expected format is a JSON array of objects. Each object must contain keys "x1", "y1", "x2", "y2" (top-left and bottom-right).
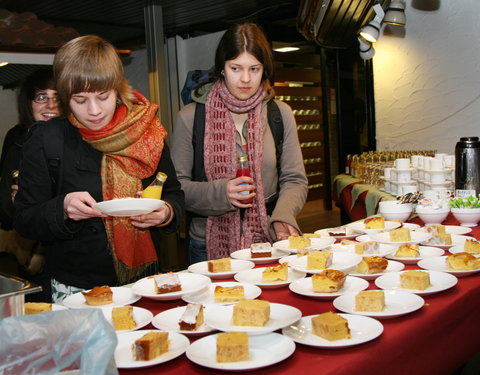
[{"x1": 14, "y1": 35, "x2": 184, "y2": 302}]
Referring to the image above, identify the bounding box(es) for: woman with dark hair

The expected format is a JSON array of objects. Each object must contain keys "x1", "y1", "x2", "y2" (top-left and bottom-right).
[
  {"x1": 14, "y1": 35, "x2": 184, "y2": 302},
  {"x1": 172, "y1": 23, "x2": 308, "y2": 264}
]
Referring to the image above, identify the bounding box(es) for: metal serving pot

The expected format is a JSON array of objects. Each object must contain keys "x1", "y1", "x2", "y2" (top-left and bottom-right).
[{"x1": 0, "y1": 272, "x2": 42, "y2": 318}]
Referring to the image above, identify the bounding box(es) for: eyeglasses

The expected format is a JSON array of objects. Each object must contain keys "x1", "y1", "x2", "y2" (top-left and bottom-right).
[{"x1": 33, "y1": 94, "x2": 60, "y2": 104}]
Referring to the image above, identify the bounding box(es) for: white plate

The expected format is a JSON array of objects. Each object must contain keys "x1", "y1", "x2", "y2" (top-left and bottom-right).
[
  {"x1": 132, "y1": 273, "x2": 211, "y2": 301},
  {"x1": 448, "y1": 244, "x2": 480, "y2": 255},
  {"x1": 349, "y1": 260, "x2": 405, "y2": 280},
  {"x1": 93, "y1": 198, "x2": 165, "y2": 217},
  {"x1": 204, "y1": 303, "x2": 302, "y2": 335},
  {"x1": 115, "y1": 330, "x2": 189, "y2": 369},
  {"x1": 375, "y1": 270, "x2": 458, "y2": 295},
  {"x1": 186, "y1": 332, "x2": 295, "y2": 371},
  {"x1": 288, "y1": 276, "x2": 369, "y2": 300},
  {"x1": 314, "y1": 227, "x2": 360, "y2": 240},
  {"x1": 288, "y1": 252, "x2": 362, "y2": 274},
  {"x1": 52, "y1": 303, "x2": 68, "y2": 311},
  {"x1": 418, "y1": 256, "x2": 480, "y2": 277},
  {"x1": 279, "y1": 254, "x2": 302, "y2": 265},
  {"x1": 402, "y1": 223, "x2": 421, "y2": 230},
  {"x1": 233, "y1": 267, "x2": 306, "y2": 288},
  {"x1": 188, "y1": 259, "x2": 255, "y2": 279},
  {"x1": 334, "y1": 243, "x2": 397, "y2": 258},
  {"x1": 370, "y1": 231, "x2": 432, "y2": 245},
  {"x1": 386, "y1": 246, "x2": 445, "y2": 264},
  {"x1": 416, "y1": 225, "x2": 472, "y2": 235},
  {"x1": 346, "y1": 220, "x2": 401, "y2": 235},
  {"x1": 101, "y1": 306, "x2": 153, "y2": 332},
  {"x1": 333, "y1": 290, "x2": 425, "y2": 319},
  {"x1": 151, "y1": 305, "x2": 215, "y2": 336},
  {"x1": 230, "y1": 248, "x2": 290, "y2": 264},
  {"x1": 420, "y1": 234, "x2": 474, "y2": 250},
  {"x1": 62, "y1": 287, "x2": 140, "y2": 309},
  {"x1": 273, "y1": 237, "x2": 336, "y2": 253},
  {"x1": 282, "y1": 313, "x2": 383, "y2": 348},
  {"x1": 182, "y1": 282, "x2": 262, "y2": 305}
]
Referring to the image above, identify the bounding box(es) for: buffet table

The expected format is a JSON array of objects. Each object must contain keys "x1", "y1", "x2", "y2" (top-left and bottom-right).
[{"x1": 120, "y1": 216, "x2": 480, "y2": 375}]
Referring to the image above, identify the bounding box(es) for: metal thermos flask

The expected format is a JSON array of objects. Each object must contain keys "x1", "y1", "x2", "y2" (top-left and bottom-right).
[{"x1": 455, "y1": 137, "x2": 480, "y2": 197}]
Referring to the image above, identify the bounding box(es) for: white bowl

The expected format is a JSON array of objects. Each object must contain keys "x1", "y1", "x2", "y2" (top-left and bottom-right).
[
  {"x1": 415, "y1": 206, "x2": 450, "y2": 225},
  {"x1": 378, "y1": 201, "x2": 413, "y2": 221},
  {"x1": 450, "y1": 207, "x2": 480, "y2": 227}
]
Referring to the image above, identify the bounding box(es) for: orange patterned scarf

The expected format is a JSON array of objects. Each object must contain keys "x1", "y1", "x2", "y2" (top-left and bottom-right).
[{"x1": 69, "y1": 91, "x2": 167, "y2": 283}]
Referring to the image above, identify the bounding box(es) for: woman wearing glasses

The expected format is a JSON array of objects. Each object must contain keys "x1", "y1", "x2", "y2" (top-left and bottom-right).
[{"x1": 0, "y1": 68, "x2": 60, "y2": 301}]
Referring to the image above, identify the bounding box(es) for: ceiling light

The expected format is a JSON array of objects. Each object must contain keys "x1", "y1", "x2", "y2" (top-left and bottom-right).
[
  {"x1": 0, "y1": 62, "x2": 9, "y2": 67},
  {"x1": 358, "y1": 37, "x2": 375, "y2": 60},
  {"x1": 273, "y1": 47, "x2": 300, "y2": 53},
  {"x1": 383, "y1": 0, "x2": 406, "y2": 26},
  {"x1": 359, "y1": 4, "x2": 385, "y2": 43}
]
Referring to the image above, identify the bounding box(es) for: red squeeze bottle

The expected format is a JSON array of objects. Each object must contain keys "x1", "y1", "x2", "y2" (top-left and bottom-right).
[{"x1": 236, "y1": 155, "x2": 253, "y2": 203}]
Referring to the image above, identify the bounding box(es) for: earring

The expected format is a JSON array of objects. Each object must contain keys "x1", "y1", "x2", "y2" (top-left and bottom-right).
[{"x1": 221, "y1": 70, "x2": 224, "y2": 76}]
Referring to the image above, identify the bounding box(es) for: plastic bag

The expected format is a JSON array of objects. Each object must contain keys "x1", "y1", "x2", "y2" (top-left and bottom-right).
[{"x1": 0, "y1": 308, "x2": 118, "y2": 375}]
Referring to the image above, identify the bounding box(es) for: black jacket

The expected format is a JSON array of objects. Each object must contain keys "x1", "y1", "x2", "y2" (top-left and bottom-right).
[{"x1": 13, "y1": 117, "x2": 185, "y2": 289}]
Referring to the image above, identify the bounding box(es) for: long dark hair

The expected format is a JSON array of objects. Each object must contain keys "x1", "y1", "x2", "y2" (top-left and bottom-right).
[
  {"x1": 17, "y1": 69, "x2": 56, "y2": 128},
  {"x1": 214, "y1": 22, "x2": 274, "y2": 88}
]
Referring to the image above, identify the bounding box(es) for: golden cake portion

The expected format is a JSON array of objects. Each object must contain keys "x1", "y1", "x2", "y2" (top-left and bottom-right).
[
  {"x1": 231, "y1": 299, "x2": 270, "y2": 326},
  {"x1": 424, "y1": 224, "x2": 446, "y2": 234},
  {"x1": 428, "y1": 233, "x2": 452, "y2": 246},
  {"x1": 82, "y1": 285, "x2": 113, "y2": 306},
  {"x1": 262, "y1": 262, "x2": 288, "y2": 282},
  {"x1": 394, "y1": 244, "x2": 420, "y2": 258},
  {"x1": 216, "y1": 332, "x2": 249, "y2": 363},
  {"x1": 340, "y1": 239, "x2": 357, "y2": 245},
  {"x1": 311, "y1": 312, "x2": 351, "y2": 341},
  {"x1": 214, "y1": 285, "x2": 245, "y2": 303},
  {"x1": 364, "y1": 216, "x2": 385, "y2": 229},
  {"x1": 154, "y1": 273, "x2": 182, "y2": 294},
  {"x1": 250, "y1": 242, "x2": 272, "y2": 258},
  {"x1": 389, "y1": 228, "x2": 411, "y2": 242},
  {"x1": 355, "y1": 290, "x2": 385, "y2": 312},
  {"x1": 311, "y1": 269, "x2": 346, "y2": 293},
  {"x1": 307, "y1": 250, "x2": 333, "y2": 270},
  {"x1": 178, "y1": 303, "x2": 204, "y2": 331},
  {"x1": 112, "y1": 305, "x2": 137, "y2": 330},
  {"x1": 288, "y1": 235, "x2": 311, "y2": 250},
  {"x1": 464, "y1": 239, "x2": 480, "y2": 254},
  {"x1": 303, "y1": 233, "x2": 321, "y2": 239},
  {"x1": 355, "y1": 241, "x2": 380, "y2": 255},
  {"x1": 400, "y1": 270, "x2": 431, "y2": 290},
  {"x1": 446, "y1": 252, "x2": 480, "y2": 270},
  {"x1": 208, "y1": 257, "x2": 232, "y2": 273},
  {"x1": 132, "y1": 331, "x2": 169, "y2": 361},
  {"x1": 355, "y1": 256, "x2": 388, "y2": 274},
  {"x1": 24, "y1": 302, "x2": 52, "y2": 315}
]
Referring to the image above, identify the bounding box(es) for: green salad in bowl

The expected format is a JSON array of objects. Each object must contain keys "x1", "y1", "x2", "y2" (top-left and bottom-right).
[{"x1": 449, "y1": 195, "x2": 480, "y2": 209}]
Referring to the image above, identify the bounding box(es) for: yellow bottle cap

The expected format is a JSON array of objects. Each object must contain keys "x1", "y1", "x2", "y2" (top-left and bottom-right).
[{"x1": 156, "y1": 172, "x2": 167, "y2": 182}]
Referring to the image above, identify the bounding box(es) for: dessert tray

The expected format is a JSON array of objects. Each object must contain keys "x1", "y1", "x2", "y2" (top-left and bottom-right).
[
  {"x1": 62, "y1": 287, "x2": 140, "y2": 309},
  {"x1": 93, "y1": 198, "x2": 165, "y2": 217},
  {"x1": 131, "y1": 273, "x2": 211, "y2": 301},
  {"x1": 288, "y1": 252, "x2": 362, "y2": 274},
  {"x1": 273, "y1": 237, "x2": 335, "y2": 253},
  {"x1": 415, "y1": 225, "x2": 472, "y2": 235},
  {"x1": 369, "y1": 231, "x2": 432, "y2": 245},
  {"x1": 314, "y1": 227, "x2": 360, "y2": 240},
  {"x1": 233, "y1": 267, "x2": 306, "y2": 289},
  {"x1": 333, "y1": 290, "x2": 425, "y2": 319},
  {"x1": 230, "y1": 248, "x2": 290, "y2": 264},
  {"x1": 101, "y1": 306, "x2": 153, "y2": 332},
  {"x1": 182, "y1": 281, "x2": 261, "y2": 305},
  {"x1": 334, "y1": 243, "x2": 397, "y2": 258},
  {"x1": 386, "y1": 246, "x2": 445, "y2": 264},
  {"x1": 282, "y1": 313, "x2": 383, "y2": 348},
  {"x1": 349, "y1": 260, "x2": 405, "y2": 280},
  {"x1": 187, "y1": 259, "x2": 255, "y2": 279},
  {"x1": 204, "y1": 302, "x2": 302, "y2": 335},
  {"x1": 151, "y1": 305, "x2": 215, "y2": 336},
  {"x1": 186, "y1": 332, "x2": 295, "y2": 371},
  {"x1": 115, "y1": 330, "x2": 189, "y2": 369},
  {"x1": 418, "y1": 256, "x2": 480, "y2": 277},
  {"x1": 420, "y1": 234, "x2": 474, "y2": 250},
  {"x1": 288, "y1": 276, "x2": 369, "y2": 300},
  {"x1": 374, "y1": 270, "x2": 458, "y2": 296},
  {"x1": 345, "y1": 220, "x2": 402, "y2": 235}
]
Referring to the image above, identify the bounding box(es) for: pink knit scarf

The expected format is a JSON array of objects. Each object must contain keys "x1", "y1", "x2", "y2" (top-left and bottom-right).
[{"x1": 204, "y1": 80, "x2": 272, "y2": 259}]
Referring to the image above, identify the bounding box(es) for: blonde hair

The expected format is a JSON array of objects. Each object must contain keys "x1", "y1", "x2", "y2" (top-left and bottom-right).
[{"x1": 54, "y1": 35, "x2": 134, "y2": 115}]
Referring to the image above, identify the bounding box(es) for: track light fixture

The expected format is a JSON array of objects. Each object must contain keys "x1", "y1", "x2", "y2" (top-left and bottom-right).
[
  {"x1": 359, "y1": 4, "x2": 385, "y2": 43},
  {"x1": 383, "y1": 0, "x2": 406, "y2": 26},
  {"x1": 358, "y1": 36, "x2": 375, "y2": 60}
]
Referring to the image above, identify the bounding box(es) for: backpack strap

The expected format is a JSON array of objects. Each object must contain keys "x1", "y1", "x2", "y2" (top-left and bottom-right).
[
  {"x1": 192, "y1": 103, "x2": 207, "y2": 182},
  {"x1": 266, "y1": 100, "x2": 284, "y2": 183},
  {"x1": 42, "y1": 120, "x2": 65, "y2": 196}
]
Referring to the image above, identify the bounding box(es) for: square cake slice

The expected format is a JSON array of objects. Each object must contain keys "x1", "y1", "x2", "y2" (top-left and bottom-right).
[
  {"x1": 231, "y1": 299, "x2": 270, "y2": 326},
  {"x1": 178, "y1": 303, "x2": 204, "y2": 331},
  {"x1": 262, "y1": 262, "x2": 288, "y2": 282},
  {"x1": 154, "y1": 273, "x2": 182, "y2": 294},
  {"x1": 208, "y1": 257, "x2": 232, "y2": 273},
  {"x1": 311, "y1": 269, "x2": 346, "y2": 293},
  {"x1": 311, "y1": 312, "x2": 351, "y2": 341},
  {"x1": 250, "y1": 242, "x2": 272, "y2": 258},
  {"x1": 389, "y1": 228, "x2": 411, "y2": 242},
  {"x1": 355, "y1": 290, "x2": 385, "y2": 312},
  {"x1": 307, "y1": 250, "x2": 333, "y2": 269},
  {"x1": 112, "y1": 305, "x2": 137, "y2": 330},
  {"x1": 132, "y1": 331, "x2": 169, "y2": 361},
  {"x1": 214, "y1": 285, "x2": 244, "y2": 303},
  {"x1": 216, "y1": 332, "x2": 249, "y2": 363},
  {"x1": 400, "y1": 270, "x2": 431, "y2": 290}
]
